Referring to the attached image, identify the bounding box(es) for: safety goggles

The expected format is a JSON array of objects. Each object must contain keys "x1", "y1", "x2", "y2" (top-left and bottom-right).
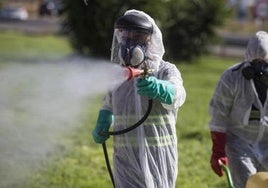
[{"x1": 116, "y1": 28, "x2": 151, "y2": 45}]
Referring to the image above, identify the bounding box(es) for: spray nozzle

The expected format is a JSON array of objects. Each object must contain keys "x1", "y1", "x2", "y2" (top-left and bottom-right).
[{"x1": 124, "y1": 66, "x2": 154, "y2": 80}]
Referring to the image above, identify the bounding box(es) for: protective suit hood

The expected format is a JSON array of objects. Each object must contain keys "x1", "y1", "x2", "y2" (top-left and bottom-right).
[
  {"x1": 111, "y1": 9, "x2": 165, "y2": 72},
  {"x1": 245, "y1": 31, "x2": 268, "y2": 62}
]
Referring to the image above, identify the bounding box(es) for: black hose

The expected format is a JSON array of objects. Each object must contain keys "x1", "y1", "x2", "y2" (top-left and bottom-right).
[
  {"x1": 102, "y1": 142, "x2": 115, "y2": 187},
  {"x1": 102, "y1": 99, "x2": 153, "y2": 188},
  {"x1": 108, "y1": 99, "x2": 153, "y2": 135}
]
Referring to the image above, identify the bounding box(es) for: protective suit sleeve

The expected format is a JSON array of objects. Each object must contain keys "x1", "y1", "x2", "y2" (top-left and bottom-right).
[
  {"x1": 210, "y1": 131, "x2": 228, "y2": 177},
  {"x1": 136, "y1": 76, "x2": 175, "y2": 105},
  {"x1": 92, "y1": 109, "x2": 114, "y2": 144},
  {"x1": 209, "y1": 68, "x2": 234, "y2": 132}
]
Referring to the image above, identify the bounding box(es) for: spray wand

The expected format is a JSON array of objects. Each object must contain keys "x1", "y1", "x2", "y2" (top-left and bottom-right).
[{"x1": 124, "y1": 65, "x2": 154, "y2": 80}]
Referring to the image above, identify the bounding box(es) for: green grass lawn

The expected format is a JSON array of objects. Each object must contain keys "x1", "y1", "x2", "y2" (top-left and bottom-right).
[
  {"x1": 0, "y1": 32, "x2": 72, "y2": 62},
  {"x1": 0, "y1": 31, "x2": 239, "y2": 187},
  {"x1": 176, "y1": 56, "x2": 235, "y2": 188}
]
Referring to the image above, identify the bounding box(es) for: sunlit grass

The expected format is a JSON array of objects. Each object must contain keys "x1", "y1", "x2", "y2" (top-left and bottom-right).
[
  {"x1": 176, "y1": 56, "x2": 235, "y2": 187},
  {"x1": 0, "y1": 32, "x2": 72, "y2": 62}
]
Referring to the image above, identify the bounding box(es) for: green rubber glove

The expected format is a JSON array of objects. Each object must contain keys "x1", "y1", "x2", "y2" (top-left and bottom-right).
[
  {"x1": 92, "y1": 110, "x2": 114, "y2": 144},
  {"x1": 136, "y1": 76, "x2": 175, "y2": 105}
]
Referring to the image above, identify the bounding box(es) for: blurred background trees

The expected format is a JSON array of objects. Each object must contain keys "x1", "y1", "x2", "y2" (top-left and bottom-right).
[
  {"x1": 163, "y1": 0, "x2": 228, "y2": 61},
  {"x1": 61, "y1": 0, "x2": 229, "y2": 61}
]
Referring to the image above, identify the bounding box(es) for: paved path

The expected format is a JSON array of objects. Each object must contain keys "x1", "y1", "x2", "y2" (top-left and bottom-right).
[{"x1": 0, "y1": 17, "x2": 60, "y2": 34}]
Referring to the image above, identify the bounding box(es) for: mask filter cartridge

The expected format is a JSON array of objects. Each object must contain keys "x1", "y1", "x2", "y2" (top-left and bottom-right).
[
  {"x1": 242, "y1": 59, "x2": 268, "y2": 80},
  {"x1": 119, "y1": 44, "x2": 145, "y2": 67}
]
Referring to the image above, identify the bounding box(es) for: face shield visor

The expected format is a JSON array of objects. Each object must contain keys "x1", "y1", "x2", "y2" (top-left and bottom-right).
[
  {"x1": 116, "y1": 28, "x2": 151, "y2": 67},
  {"x1": 111, "y1": 10, "x2": 165, "y2": 72}
]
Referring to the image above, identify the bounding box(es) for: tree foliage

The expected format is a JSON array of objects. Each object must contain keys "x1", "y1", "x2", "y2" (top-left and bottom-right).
[
  {"x1": 163, "y1": 0, "x2": 228, "y2": 61},
  {"x1": 61, "y1": 0, "x2": 228, "y2": 61},
  {"x1": 61, "y1": 0, "x2": 118, "y2": 57}
]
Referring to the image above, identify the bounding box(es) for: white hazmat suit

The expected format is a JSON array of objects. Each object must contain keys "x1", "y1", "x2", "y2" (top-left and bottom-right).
[
  {"x1": 99, "y1": 9, "x2": 186, "y2": 188},
  {"x1": 209, "y1": 31, "x2": 268, "y2": 188}
]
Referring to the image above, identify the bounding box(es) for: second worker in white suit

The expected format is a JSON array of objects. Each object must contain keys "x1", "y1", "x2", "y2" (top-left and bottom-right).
[{"x1": 209, "y1": 31, "x2": 268, "y2": 188}]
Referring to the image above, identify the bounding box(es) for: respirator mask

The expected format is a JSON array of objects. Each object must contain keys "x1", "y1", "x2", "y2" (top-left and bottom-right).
[
  {"x1": 242, "y1": 59, "x2": 268, "y2": 85},
  {"x1": 118, "y1": 32, "x2": 148, "y2": 67},
  {"x1": 114, "y1": 14, "x2": 153, "y2": 67}
]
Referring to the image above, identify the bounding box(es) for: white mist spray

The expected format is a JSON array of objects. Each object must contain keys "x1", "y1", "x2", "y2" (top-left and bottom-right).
[{"x1": 0, "y1": 56, "x2": 127, "y2": 187}]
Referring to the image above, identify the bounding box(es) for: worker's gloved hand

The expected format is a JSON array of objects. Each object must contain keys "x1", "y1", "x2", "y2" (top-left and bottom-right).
[
  {"x1": 92, "y1": 110, "x2": 114, "y2": 144},
  {"x1": 210, "y1": 131, "x2": 228, "y2": 177},
  {"x1": 136, "y1": 76, "x2": 175, "y2": 105}
]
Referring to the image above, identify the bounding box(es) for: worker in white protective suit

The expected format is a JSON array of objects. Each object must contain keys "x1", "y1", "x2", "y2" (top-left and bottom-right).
[
  {"x1": 209, "y1": 31, "x2": 268, "y2": 188},
  {"x1": 92, "y1": 9, "x2": 186, "y2": 188}
]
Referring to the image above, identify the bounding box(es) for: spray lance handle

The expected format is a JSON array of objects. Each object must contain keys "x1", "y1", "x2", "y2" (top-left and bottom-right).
[{"x1": 124, "y1": 66, "x2": 154, "y2": 80}]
